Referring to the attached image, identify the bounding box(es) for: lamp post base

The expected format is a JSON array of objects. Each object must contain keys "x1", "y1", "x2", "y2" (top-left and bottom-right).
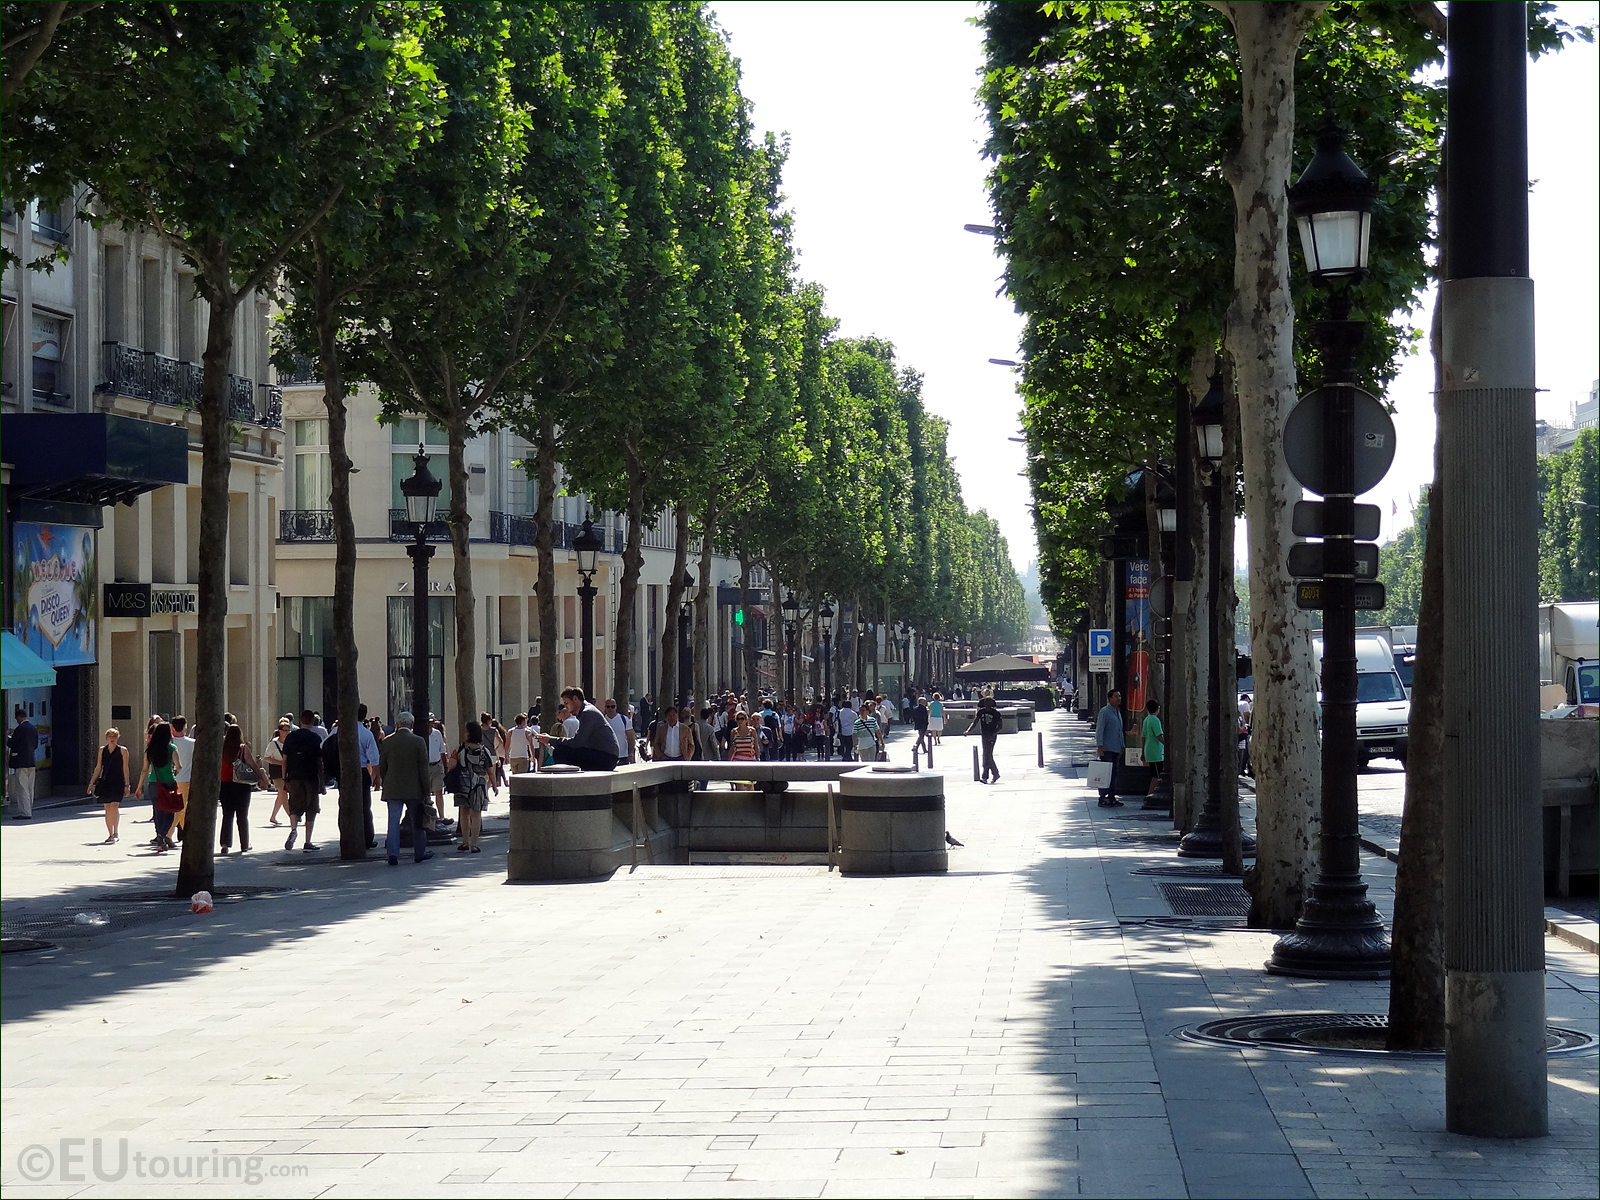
[
  {"x1": 1265, "y1": 880, "x2": 1391, "y2": 979},
  {"x1": 1177, "y1": 800, "x2": 1256, "y2": 857}
]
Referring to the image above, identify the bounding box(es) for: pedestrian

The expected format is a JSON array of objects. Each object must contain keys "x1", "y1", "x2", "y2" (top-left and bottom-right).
[
  {"x1": 648, "y1": 705, "x2": 695, "y2": 763},
  {"x1": 479, "y1": 711, "x2": 506, "y2": 796},
  {"x1": 357, "y1": 704, "x2": 381, "y2": 846},
  {"x1": 728, "y1": 710, "x2": 761, "y2": 788},
  {"x1": 855, "y1": 699, "x2": 883, "y2": 762},
  {"x1": 602, "y1": 697, "x2": 633, "y2": 765},
  {"x1": 144, "y1": 721, "x2": 179, "y2": 852},
  {"x1": 506, "y1": 713, "x2": 535, "y2": 776},
  {"x1": 281, "y1": 709, "x2": 324, "y2": 852},
  {"x1": 217, "y1": 722, "x2": 262, "y2": 855},
  {"x1": 691, "y1": 707, "x2": 721, "y2": 766},
  {"x1": 835, "y1": 697, "x2": 857, "y2": 762},
  {"x1": 975, "y1": 693, "x2": 1003, "y2": 784},
  {"x1": 536, "y1": 687, "x2": 622, "y2": 772},
  {"x1": 1142, "y1": 699, "x2": 1166, "y2": 792},
  {"x1": 87, "y1": 727, "x2": 131, "y2": 843},
  {"x1": 929, "y1": 692, "x2": 945, "y2": 746},
  {"x1": 912, "y1": 692, "x2": 931, "y2": 756},
  {"x1": 8, "y1": 705, "x2": 39, "y2": 819},
  {"x1": 262, "y1": 717, "x2": 290, "y2": 824},
  {"x1": 449, "y1": 722, "x2": 494, "y2": 853},
  {"x1": 170, "y1": 713, "x2": 195, "y2": 844},
  {"x1": 376, "y1": 711, "x2": 433, "y2": 865},
  {"x1": 426, "y1": 715, "x2": 447, "y2": 821},
  {"x1": 1095, "y1": 688, "x2": 1126, "y2": 807}
]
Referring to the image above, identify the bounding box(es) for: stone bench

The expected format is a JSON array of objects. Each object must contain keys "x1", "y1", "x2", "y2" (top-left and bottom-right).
[
  {"x1": 936, "y1": 703, "x2": 1032, "y2": 736},
  {"x1": 507, "y1": 761, "x2": 945, "y2": 881}
]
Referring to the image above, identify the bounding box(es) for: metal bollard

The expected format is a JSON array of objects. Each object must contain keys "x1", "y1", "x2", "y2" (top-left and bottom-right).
[
  {"x1": 1037, "y1": 732, "x2": 1044, "y2": 768},
  {"x1": 912, "y1": 746, "x2": 920, "y2": 772},
  {"x1": 927, "y1": 741, "x2": 934, "y2": 769},
  {"x1": 973, "y1": 745, "x2": 980, "y2": 782}
]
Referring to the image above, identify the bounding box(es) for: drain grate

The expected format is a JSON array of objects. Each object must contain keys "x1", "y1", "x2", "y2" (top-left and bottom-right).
[
  {"x1": 1156, "y1": 880, "x2": 1251, "y2": 917},
  {"x1": 1116, "y1": 829, "x2": 1183, "y2": 844},
  {"x1": 1, "y1": 906, "x2": 190, "y2": 940},
  {"x1": 2, "y1": 938, "x2": 56, "y2": 954},
  {"x1": 1184, "y1": 1013, "x2": 1599, "y2": 1059},
  {"x1": 96, "y1": 886, "x2": 291, "y2": 903},
  {"x1": 1107, "y1": 811, "x2": 1176, "y2": 822},
  {"x1": 1134, "y1": 863, "x2": 1238, "y2": 878}
]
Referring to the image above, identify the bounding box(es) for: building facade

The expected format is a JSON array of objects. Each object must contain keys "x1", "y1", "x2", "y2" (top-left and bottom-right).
[{"x1": 3, "y1": 195, "x2": 283, "y2": 792}]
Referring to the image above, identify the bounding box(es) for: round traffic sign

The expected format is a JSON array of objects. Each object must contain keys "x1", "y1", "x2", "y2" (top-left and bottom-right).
[{"x1": 1282, "y1": 385, "x2": 1397, "y2": 497}]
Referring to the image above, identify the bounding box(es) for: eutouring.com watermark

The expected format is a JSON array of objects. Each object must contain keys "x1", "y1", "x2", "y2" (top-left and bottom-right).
[{"x1": 16, "y1": 1139, "x2": 308, "y2": 1187}]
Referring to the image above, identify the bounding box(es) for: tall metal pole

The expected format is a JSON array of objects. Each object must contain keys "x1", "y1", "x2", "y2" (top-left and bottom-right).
[
  {"x1": 1441, "y1": 0, "x2": 1545, "y2": 1137},
  {"x1": 408, "y1": 530, "x2": 433, "y2": 724},
  {"x1": 578, "y1": 575, "x2": 597, "y2": 699},
  {"x1": 1266, "y1": 299, "x2": 1387, "y2": 975},
  {"x1": 822, "y1": 632, "x2": 832, "y2": 704},
  {"x1": 678, "y1": 603, "x2": 692, "y2": 708}
]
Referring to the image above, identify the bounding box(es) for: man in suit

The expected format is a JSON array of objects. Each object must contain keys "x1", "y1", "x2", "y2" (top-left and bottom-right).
[
  {"x1": 376, "y1": 711, "x2": 433, "y2": 865},
  {"x1": 7, "y1": 706, "x2": 38, "y2": 819}
]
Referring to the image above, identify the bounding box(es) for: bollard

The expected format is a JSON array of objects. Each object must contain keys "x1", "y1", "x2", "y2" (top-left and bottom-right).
[
  {"x1": 912, "y1": 746, "x2": 920, "y2": 772},
  {"x1": 927, "y1": 741, "x2": 934, "y2": 769},
  {"x1": 972, "y1": 745, "x2": 980, "y2": 782},
  {"x1": 1037, "y1": 732, "x2": 1044, "y2": 768}
]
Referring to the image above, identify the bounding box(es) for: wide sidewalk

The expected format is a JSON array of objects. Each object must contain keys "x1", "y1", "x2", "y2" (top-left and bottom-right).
[{"x1": 1, "y1": 712, "x2": 1594, "y2": 1198}]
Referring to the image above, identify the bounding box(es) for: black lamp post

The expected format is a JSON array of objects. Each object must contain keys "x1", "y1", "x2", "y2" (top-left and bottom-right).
[
  {"x1": 1268, "y1": 122, "x2": 1390, "y2": 979},
  {"x1": 819, "y1": 600, "x2": 835, "y2": 704},
  {"x1": 574, "y1": 516, "x2": 604, "y2": 700},
  {"x1": 782, "y1": 591, "x2": 799, "y2": 702},
  {"x1": 1179, "y1": 377, "x2": 1257, "y2": 858},
  {"x1": 678, "y1": 570, "x2": 695, "y2": 709},
  {"x1": 400, "y1": 446, "x2": 441, "y2": 725},
  {"x1": 899, "y1": 623, "x2": 911, "y2": 684}
]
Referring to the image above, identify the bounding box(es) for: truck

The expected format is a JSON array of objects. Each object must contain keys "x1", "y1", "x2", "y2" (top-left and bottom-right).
[
  {"x1": 1314, "y1": 631, "x2": 1410, "y2": 769},
  {"x1": 1539, "y1": 601, "x2": 1599, "y2": 710}
]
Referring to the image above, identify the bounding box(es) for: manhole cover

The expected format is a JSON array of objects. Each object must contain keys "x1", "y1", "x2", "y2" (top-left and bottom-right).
[
  {"x1": 1134, "y1": 863, "x2": 1238, "y2": 878},
  {"x1": 2, "y1": 938, "x2": 56, "y2": 954},
  {"x1": 1184, "y1": 1013, "x2": 1599, "y2": 1058},
  {"x1": 97, "y1": 886, "x2": 291, "y2": 903},
  {"x1": 624, "y1": 865, "x2": 830, "y2": 880},
  {"x1": 0, "y1": 907, "x2": 189, "y2": 940},
  {"x1": 1156, "y1": 880, "x2": 1251, "y2": 918}
]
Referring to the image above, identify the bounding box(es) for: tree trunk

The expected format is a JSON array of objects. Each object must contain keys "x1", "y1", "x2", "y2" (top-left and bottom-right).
[
  {"x1": 1216, "y1": 0, "x2": 1327, "y2": 929},
  {"x1": 1218, "y1": 374, "x2": 1245, "y2": 874},
  {"x1": 694, "y1": 489, "x2": 717, "y2": 706},
  {"x1": 610, "y1": 442, "x2": 645, "y2": 707},
  {"x1": 659, "y1": 501, "x2": 690, "y2": 708},
  {"x1": 445, "y1": 412, "x2": 476, "y2": 742},
  {"x1": 313, "y1": 246, "x2": 367, "y2": 860},
  {"x1": 174, "y1": 250, "x2": 235, "y2": 898},
  {"x1": 1176, "y1": 370, "x2": 1212, "y2": 832},
  {"x1": 535, "y1": 415, "x2": 559, "y2": 711},
  {"x1": 740, "y1": 548, "x2": 758, "y2": 696},
  {"x1": 1388, "y1": 144, "x2": 1450, "y2": 1051}
]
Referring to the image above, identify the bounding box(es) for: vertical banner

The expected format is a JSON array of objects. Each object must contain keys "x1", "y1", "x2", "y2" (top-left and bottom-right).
[
  {"x1": 1125, "y1": 559, "x2": 1151, "y2": 713},
  {"x1": 12, "y1": 522, "x2": 97, "y2": 666}
]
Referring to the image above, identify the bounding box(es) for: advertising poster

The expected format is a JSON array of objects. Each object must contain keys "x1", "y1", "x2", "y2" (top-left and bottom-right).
[
  {"x1": 1125, "y1": 559, "x2": 1151, "y2": 713},
  {"x1": 12, "y1": 522, "x2": 97, "y2": 666}
]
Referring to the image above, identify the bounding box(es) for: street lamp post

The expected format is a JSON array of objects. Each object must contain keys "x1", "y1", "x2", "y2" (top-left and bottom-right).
[
  {"x1": 1179, "y1": 378, "x2": 1257, "y2": 859},
  {"x1": 574, "y1": 516, "x2": 604, "y2": 700},
  {"x1": 1268, "y1": 122, "x2": 1390, "y2": 979},
  {"x1": 782, "y1": 592, "x2": 800, "y2": 703},
  {"x1": 678, "y1": 570, "x2": 695, "y2": 710},
  {"x1": 400, "y1": 447, "x2": 442, "y2": 725},
  {"x1": 819, "y1": 600, "x2": 835, "y2": 704}
]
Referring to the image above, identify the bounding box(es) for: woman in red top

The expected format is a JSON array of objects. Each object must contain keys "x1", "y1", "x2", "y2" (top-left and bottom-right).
[
  {"x1": 218, "y1": 723, "x2": 263, "y2": 855},
  {"x1": 728, "y1": 710, "x2": 760, "y2": 790}
]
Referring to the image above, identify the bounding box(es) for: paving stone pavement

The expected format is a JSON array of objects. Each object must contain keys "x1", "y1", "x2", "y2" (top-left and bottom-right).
[{"x1": 2, "y1": 711, "x2": 1595, "y2": 1198}]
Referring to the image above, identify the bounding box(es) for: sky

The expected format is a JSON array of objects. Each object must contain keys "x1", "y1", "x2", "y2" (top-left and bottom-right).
[{"x1": 710, "y1": 1, "x2": 1600, "y2": 571}]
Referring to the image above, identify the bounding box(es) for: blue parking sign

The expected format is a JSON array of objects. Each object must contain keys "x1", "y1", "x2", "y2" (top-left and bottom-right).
[{"x1": 1089, "y1": 628, "x2": 1113, "y2": 672}]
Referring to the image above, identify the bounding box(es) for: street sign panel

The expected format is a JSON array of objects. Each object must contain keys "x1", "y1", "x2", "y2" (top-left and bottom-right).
[
  {"x1": 1292, "y1": 499, "x2": 1381, "y2": 541},
  {"x1": 1282, "y1": 385, "x2": 1397, "y2": 497},
  {"x1": 1295, "y1": 581, "x2": 1387, "y2": 610},
  {"x1": 1089, "y1": 628, "x2": 1113, "y2": 672},
  {"x1": 1287, "y1": 542, "x2": 1380, "y2": 580}
]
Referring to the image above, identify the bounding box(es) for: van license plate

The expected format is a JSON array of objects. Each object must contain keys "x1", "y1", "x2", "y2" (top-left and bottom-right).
[{"x1": 1370, "y1": 745, "x2": 1393, "y2": 754}]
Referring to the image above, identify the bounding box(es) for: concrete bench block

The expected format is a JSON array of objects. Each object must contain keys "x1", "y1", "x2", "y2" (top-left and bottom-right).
[{"x1": 837, "y1": 767, "x2": 946, "y2": 875}]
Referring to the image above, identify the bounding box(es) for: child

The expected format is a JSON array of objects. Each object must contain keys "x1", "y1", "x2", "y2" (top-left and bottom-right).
[{"x1": 1141, "y1": 699, "x2": 1166, "y2": 790}]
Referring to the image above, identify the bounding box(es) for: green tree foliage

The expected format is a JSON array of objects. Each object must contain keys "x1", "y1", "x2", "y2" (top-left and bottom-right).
[
  {"x1": 1375, "y1": 489, "x2": 1428, "y2": 627},
  {"x1": 1538, "y1": 428, "x2": 1599, "y2": 603}
]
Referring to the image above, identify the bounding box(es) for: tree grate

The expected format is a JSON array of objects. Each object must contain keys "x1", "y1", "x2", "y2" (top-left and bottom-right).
[
  {"x1": 96, "y1": 886, "x2": 291, "y2": 903},
  {"x1": 1133, "y1": 863, "x2": 1238, "y2": 878},
  {"x1": 1, "y1": 907, "x2": 190, "y2": 940},
  {"x1": 1156, "y1": 880, "x2": 1251, "y2": 917},
  {"x1": 1184, "y1": 1013, "x2": 1598, "y2": 1058},
  {"x1": 1106, "y1": 811, "x2": 1177, "y2": 822},
  {"x1": 2, "y1": 938, "x2": 56, "y2": 954}
]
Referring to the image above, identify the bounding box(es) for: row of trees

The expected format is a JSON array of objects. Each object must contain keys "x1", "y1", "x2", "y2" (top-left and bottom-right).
[
  {"x1": 979, "y1": 0, "x2": 1585, "y2": 1048},
  {"x1": 3, "y1": 0, "x2": 1026, "y2": 891}
]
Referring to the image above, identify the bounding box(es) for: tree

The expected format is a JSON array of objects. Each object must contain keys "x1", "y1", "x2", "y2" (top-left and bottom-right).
[{"x1": 1538, "y1": 428, "x2": 1599, "y2": 601}]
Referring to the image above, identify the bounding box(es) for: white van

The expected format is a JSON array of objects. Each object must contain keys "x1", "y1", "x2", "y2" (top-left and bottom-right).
[{"x1": 1313, "y1": 632, "x2": 1410, "y2": 769}]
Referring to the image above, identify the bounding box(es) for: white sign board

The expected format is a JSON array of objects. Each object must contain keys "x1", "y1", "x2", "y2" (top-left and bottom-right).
[{"x1": 1089, "y1": 628, "x2": 1113, "y2": 673}]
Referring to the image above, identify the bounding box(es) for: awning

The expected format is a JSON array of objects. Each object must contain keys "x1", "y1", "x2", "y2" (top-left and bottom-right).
[
  {"x1": 2, "y1": 632, "x2": 57, "y2": 689},
  {"x1": 1, "y1": 412, "x2": 188, "y2": 506}
]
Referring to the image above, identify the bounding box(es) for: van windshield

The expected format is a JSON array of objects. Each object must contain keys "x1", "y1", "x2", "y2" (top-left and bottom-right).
[{"x1": 1356, "y1": 672, "x2": 1407, "y2": 703}]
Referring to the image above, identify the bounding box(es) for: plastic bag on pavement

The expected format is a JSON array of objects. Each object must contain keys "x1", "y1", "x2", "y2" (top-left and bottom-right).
[{"x1": 190, "y1": 891, "x2": 214, "y2": 914}]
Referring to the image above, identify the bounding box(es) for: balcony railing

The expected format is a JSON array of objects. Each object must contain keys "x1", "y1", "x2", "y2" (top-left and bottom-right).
[
  {"x1": 279, "y1": 509, "x2": 337, "y2": 542},
  {"x1": 277, "y1": 354, "x2": 320, "y2": 386},
  {"x1": 98, "y1": 341, "x2": 278, "y2": 427}
]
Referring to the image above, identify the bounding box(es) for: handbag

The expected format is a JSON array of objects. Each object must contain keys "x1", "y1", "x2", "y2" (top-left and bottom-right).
[
  {"x1": 154, "y1": 782, "x2": 184, "y2": 813},
  {"x1": 233, "y1": 755, "x2": 259, "y2": 784},
  {"x1": 442, "y1": 762, "x2": 464, "y2": 793}
]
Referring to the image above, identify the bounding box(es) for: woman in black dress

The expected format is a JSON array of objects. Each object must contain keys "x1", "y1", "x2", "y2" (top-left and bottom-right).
[{"x1": 86, "y1": 727, "x2": 131, "y2": 843}]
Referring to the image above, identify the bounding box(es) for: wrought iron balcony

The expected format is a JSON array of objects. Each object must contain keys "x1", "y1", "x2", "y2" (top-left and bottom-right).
[
  {"x1": 389, "y1": 509, "x2": 452, "y2": 542},
  {"x1": 277, "y1": 354, "x2": 319, "y2": 386},
  {"x1": 279, "y1": 509, "x2": 337, "y2": 542},
  {"x1": 98, "y1": 341, "x2": 277, "y2": 427}
]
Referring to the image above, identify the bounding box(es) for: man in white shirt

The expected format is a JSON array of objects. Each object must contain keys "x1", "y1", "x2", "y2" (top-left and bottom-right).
[
  {"x1": 506, "y1": 713, "x2": 535, "y2": 774},
  {"x1": 357, "y1": 703, "x2": 381, "y2": 848},
  {"x1": 602, "y1": 698, "x2": 633, "y2": 764},
  {"x1": 171, "y1": 716, "x2": 196, "y2": 843},
  {"x1": 426, "y1": 715, "x2": 446, "y2": 817},
  {"x1": 836, "y1": 700, "x2": 857, "y2": 762}
]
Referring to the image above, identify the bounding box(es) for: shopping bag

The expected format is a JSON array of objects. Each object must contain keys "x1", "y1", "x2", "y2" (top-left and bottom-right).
[
  {"x1": 1086, "y1": 760, "x2": 1113, "y2": 789},
  {"x1": 1124, "y1": 746, "x2": 1144, "y2": 768}
]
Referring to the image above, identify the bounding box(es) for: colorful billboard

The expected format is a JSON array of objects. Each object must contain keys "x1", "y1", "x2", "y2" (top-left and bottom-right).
[
  {"x1": 12, "y1": 522, "x2": 97, "y2": 666},
  {"x1": 1125, "y1": 559, "x2": 1151, "y2": 713}
]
